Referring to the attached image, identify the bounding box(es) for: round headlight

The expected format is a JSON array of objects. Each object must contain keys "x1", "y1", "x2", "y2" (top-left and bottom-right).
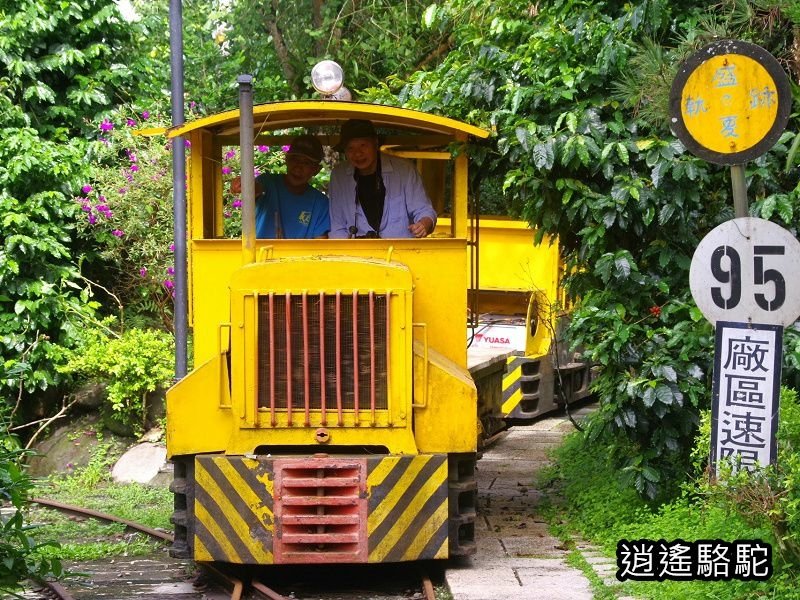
[{"x1": 311, "y1": 60, "x2": 344, "y2": 95}]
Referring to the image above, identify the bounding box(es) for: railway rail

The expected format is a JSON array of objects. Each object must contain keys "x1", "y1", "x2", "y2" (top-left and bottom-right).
[{"x1": 27, "y1": 498, "x2": 437, "y2": 600}]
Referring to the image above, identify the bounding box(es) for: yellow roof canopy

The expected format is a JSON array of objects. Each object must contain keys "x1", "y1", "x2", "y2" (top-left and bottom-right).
[{"x1": 166, "y1": 100, "x2": 490, "y2": 144}]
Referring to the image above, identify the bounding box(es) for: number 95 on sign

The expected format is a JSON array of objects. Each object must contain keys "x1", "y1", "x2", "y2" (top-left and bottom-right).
[{"x1": 690, "y1": 217, "x2": 800, "y2": 327}]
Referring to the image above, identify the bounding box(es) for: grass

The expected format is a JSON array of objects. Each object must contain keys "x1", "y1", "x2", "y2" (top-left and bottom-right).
[
  {"x1": 26, "y1": 441, "x2": 173, "y2": 561},
  {"x1": 541, "y1": 430, "x2": 800, "y2": 600}
]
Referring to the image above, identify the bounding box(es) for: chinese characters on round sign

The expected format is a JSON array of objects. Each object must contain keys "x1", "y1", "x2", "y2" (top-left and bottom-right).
[
  {"x1": 669, "y1": 40, "x2": 790, "y2": 165},
  {"x1": 681, "y1": 55, "x2": 777, "y2": 153}
]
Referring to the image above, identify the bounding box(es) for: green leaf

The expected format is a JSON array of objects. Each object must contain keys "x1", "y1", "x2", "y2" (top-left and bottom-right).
[
  {"x1": 655, "y1": 385, "x2": 674, "y2": 405},
  {"x1": 422, "y1": 4, "x2": 438, "y2": 28},
  {"x1": 642, "y1": 466, "x2": 660, "y2": 482},
  {"x1": 532, "y1": 140, "x2": 554, "y2": 169},
  {"x1": 614, "y1": 256, "x2": 631, "y2": 278},
  {"x1": 651, "y1": 161, "x2": 668, "y2": 188},
  {"x1": 615, "y1": 142, "x2": 629, "y2": 164}
]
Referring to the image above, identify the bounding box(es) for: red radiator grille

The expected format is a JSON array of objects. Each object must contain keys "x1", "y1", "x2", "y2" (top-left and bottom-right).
[
  {"x1": 273, "y1": 459, "x2": 367, "y2": 563},
  {"x1": 257, "y1": 291, "x2": 389, "y2": 426}
]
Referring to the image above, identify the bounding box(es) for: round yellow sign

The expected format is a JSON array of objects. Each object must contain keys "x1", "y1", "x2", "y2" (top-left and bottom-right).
[
  {"x1": 670, "y1": 40, "x2": 790, "y2": 165},
  {"x1": 680, "y1": 54, "x2": 778, "y2": 154}
]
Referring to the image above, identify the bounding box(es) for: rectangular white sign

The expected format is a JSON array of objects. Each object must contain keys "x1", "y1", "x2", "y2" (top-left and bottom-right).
[
  {"x1": 468, "y1": 322, "x2": 527, "y2": 352},
  {"x1": 711, "y1": 321, "x2": 782, "y2": 477}
]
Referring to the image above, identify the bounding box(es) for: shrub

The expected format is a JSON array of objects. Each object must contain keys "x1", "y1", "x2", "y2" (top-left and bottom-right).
[
  {"x1": 74, "y1": 110, "x2": 176, "y2": 329},
  {"x1": 58, "y1": 322, "x2": 174, "y2": 435}
]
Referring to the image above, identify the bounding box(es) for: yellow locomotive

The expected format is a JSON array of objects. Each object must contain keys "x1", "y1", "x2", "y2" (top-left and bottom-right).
[
  {"x1": 165, "y1": 97, "x2": 588, "y2": 565},
  {"x1": 166, "y1": 99, "x2": 488, "y2": 564}
]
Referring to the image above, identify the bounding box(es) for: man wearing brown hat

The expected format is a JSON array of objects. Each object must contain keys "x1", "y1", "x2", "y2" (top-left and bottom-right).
[
  {"x1": 328, "y1": 119, "x2": 436, "y2": 239},
  {"x1": 231, "y1": 134, "x2": 330, "y2": 238}
]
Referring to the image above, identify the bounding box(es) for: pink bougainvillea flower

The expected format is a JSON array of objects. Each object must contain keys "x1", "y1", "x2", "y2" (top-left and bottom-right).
[
  {"x1": 281, "y1": 145, "x2": 290, "y2": 152},
  {"x1": 81, "y1": 184, "x2": 92, "y2": 194},
  {"x1": 126, "y1": 118, "x2": 137, "y2": 127},
  {"x1": 184, "y1": 139, "x2": 191, "y2": 148},
  {"x1": 112, "y1": 229, "x2": 124, "y2": 237},
  {"x1": 142, "y1": 110, "x2": 150, "y2": 120},
  {"x1": 232, "y1": 199, "x2": 242, "y2": 209},
  {"x1": 164, "y1": 279, "x2": 174, "y2": 289},
  {"x1": 88, "y1": 214, "x2": 97, "y2": 224},
  {"x1": 100, "y1": 119, "x2": 114, "y2": 132},
  {"x1": 169, "y1": 242, "x2": 175, "y2": 252},
  {"x1": 222, "y1": 166, "x2": 232, "y2": 175},
  {"x1": 257, "y1": 145, "x2": 269, "y2": 152},
  {"x1": 225, "y1": 149, "x2": 237, "y2": 160},
  {"x1": 139, "y1": 267, "x2": 148, "y2": 277},
  {"x1": 130, "y1": 164, "x2": 140, "y2": 172}
]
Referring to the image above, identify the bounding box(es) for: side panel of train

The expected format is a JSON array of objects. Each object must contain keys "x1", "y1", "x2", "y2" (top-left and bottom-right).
[{"x1": 459, "y1": 217, "x2": 593, "y2": 433}]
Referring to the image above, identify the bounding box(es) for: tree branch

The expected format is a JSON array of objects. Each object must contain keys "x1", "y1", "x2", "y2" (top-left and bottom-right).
[
  {"x1": 312, "y1": 0, "x2": 324, "y2": 58},
  {"x1": 23, "y1": 397, "x2": 79, "y2": 450},
  {"x1": 264, "y1": 0, "x2": 299, "y2": 95},
  {"x1": 414, "y1": 34, "x2": 455, "y2": 72}
]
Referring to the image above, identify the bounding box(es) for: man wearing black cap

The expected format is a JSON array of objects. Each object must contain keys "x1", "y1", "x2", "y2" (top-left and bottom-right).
[
  {"x1": 231, "y1": 134, "x2": 330, "y2": 238},
  {"x1": 328, "y1": 119, "x2": 436, "y2": 239}
]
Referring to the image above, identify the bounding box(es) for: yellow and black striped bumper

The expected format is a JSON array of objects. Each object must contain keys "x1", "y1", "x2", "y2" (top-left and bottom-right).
[{"x1": 192, "y1": 453, "x2": 449, "y2": 564}]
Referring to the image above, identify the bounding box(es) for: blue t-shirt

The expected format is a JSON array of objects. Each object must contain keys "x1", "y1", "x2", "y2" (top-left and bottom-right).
[{"x1": 255, "y1": 173, "x2": 330, "y2": 238}]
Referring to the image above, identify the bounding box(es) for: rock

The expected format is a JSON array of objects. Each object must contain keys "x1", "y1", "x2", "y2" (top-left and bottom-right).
[
  {"x1": 111, "y1": 442, "x2": 170, "y2": 486},
  {"x1": 139, "y1": 427, "x2": 164, "y2": 443},
  {"x1": 25, "y1": 414, "x2": 130, "y2": 479}
]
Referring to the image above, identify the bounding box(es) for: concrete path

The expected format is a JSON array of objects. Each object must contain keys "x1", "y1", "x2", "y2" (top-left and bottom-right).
[{"x1": 445, "y1": 403, "x2": 629, "y2": 599}]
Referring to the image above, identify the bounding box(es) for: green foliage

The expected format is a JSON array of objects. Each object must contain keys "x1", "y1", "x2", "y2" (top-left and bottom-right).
[
  {"x1": 0, "y1": 129, "x2": 102, "y2": 396},
  {"x1": 373, "y1": 0, "x2": 800, "y2": 498},
  {"x1": 0, "y1": 0, "x2": 137, "y2": 137},
  {"x1": 0, "y1": 0, "x2": 151, "y2": 402},
  {"x1": 120, "y1": 0, "x2": 455, "y2": 112},
  {"x1": 58, "y1": 323, "x2": 174, "y2": 434},
  {"x1": 74, "y1": 109, "x2": 177, "y2": 328},
  {"x1": 691, "y1": 388, "x2": 800, "y2": 567},
  {"x1": 0, "y1": 419, "x2": 62, "y2": 593},
  {"x1": 227, "y1": 0, "x2": 454, "y2": 102}
]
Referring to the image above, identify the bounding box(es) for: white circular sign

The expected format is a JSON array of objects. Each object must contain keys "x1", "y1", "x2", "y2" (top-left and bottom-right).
[{"x1": 690, "y1": 217, "x2": 800, "y2": 327}]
